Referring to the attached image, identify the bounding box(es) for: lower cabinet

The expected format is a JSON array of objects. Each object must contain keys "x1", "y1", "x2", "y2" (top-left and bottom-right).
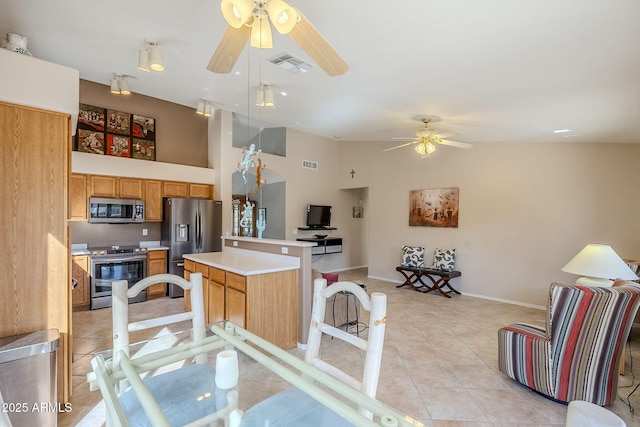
[
  {"x1": 71, "y1": 255, "x2": 90, "y2": 311},
  {"x1": 184, "y1": 260, "x2": 298, "y2": 349},
  {"x1": 146, "y1": 250, "x2": 167, "y2": 298}
]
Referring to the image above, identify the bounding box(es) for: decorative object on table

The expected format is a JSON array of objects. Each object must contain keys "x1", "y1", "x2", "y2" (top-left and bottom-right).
[
  {"x1": 498, "y1": 281, "x2": 640, "y2": 405},
  {"x1": 215, "y1": 350, "x2": 239, "y2": 389},
  {"x1": 352, "y1": 206, "x2": 363, "y2": 218},
  {"x1": 561, "y1": 243, "x2": 639, "y2": 287},
  {"x1": 239, "y1": 278, "x2": 387, "y2": 426},
  {"x1": 409, "y1": 187, "x2": 459, "y2": 228},
  {"x1": 432, "y1": 248, "x2": 456, "y2": 271},
  {"x1": 1, "y1": 33, "x2": 32, "y2": 56},
  {"x1": 401, "y1": 245, "x2": 425, "y2": 268},
  {"x1": 232, "y1": 199, "x2": 240, "y2": 236},
  {"x1": 239, "y1": 200, "x2": 255, "y2": 237},
  {"x1": 256, "y1": 208, "x2": 266, "y2": 238}
]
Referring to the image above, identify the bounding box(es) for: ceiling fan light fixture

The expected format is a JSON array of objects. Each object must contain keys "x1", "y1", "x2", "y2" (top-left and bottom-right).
[
  {"x1": 221, "y1": 0, "x2": 254, "y2": 28},
  {"x1": 250, "y1": 12, "x2": 273, "y2": 48},
  {"x1": 266, "y1": 0, "x2": 298, "y2": 34},
  {"x1": 264, "y1": 85, "x2": 274, "y2": 107}
]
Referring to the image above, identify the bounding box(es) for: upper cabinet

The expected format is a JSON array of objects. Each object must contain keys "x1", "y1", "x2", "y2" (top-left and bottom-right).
[
  {"x1": 69, "y1": 173, "x2": 213, "y2": 222},
  {"x1": 69, "y1": 173, "x2": 88, "y2": 221}
]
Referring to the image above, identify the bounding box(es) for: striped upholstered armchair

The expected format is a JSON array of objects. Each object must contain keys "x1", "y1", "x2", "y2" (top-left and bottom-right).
[{"x1": 498, "y1": 281, "x2": 640, "y2": 406}]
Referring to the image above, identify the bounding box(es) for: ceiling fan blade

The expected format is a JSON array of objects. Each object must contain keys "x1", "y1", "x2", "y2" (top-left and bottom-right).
[
  {"x1": 392, "y1": 137, "x2": 415, "y2": 140},
  {"x1": 287, "y1": 11, "x2": 349, "y2": 76},
  {"x1": 438, "y1": 139, "x2": 473, "y2": 149},
  {"x1": 433, "y1": 132, "x2": 457, "y2": 139},
  {"x1": 207, "y1": 24, "x2": 251, "y2": 73},
  {"x1": 383, "y1": 141, "x2": 419, "y2": 152}
]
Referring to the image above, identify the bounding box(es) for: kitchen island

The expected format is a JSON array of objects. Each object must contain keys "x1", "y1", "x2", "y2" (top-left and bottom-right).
[{"x1": 183, "y1": 251, "x2": 299, "y2": 349}]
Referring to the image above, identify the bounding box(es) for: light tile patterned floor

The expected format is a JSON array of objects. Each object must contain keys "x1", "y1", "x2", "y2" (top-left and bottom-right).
[{"x1": 59, "y1": 268, "x2": 640, "y2": 426}]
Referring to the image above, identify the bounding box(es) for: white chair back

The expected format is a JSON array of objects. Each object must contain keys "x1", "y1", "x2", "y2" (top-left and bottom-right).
[
  {"x1": 305, "y1": 278, "x2": 387, "y2": 400},
  {"x1": 111, "y1": 273, "x2": 205, "y2": 374}
]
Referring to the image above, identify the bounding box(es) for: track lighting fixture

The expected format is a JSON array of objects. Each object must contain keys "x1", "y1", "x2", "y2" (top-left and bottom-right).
[
  {"x1": 256, "y1": 84, "x2": 275, "y2": 107},
  {"x1": 138, "y1": 39, "x2": 164, "y2": 72},
  {"x1": 110, "y1": 74, "x2": 131, "y2": 95},
  {"x1": 196, "y1": 99, "x2": 212, "y2": 117}
]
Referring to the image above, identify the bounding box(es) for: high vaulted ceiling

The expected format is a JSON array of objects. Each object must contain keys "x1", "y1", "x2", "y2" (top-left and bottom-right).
[{"x1": 1, "y1": 0, "x2": 639, "y2": 147}]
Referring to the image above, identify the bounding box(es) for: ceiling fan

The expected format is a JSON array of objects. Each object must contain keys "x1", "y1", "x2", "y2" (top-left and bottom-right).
[
  {"x1": 207, "y1": 0, "x2": 349, "y2": 76},
  {"x1": 384, "y1": 118, "x2": 473, "y2": 156}
]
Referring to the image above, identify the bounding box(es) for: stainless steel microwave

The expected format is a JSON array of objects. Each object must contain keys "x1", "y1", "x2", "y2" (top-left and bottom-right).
[{"x1": 88, "y1": 197, "x2": 144, "y2": 223}]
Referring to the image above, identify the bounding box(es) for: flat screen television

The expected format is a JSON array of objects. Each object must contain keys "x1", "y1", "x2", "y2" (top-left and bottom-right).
[{"x1": 306, "y1": 204, "x2": 332, "y2": 228}]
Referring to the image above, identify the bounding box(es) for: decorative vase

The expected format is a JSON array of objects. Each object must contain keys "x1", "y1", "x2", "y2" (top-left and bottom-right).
[{"x1": 1, "y1": 33, "x2": 33, "y2": 56}]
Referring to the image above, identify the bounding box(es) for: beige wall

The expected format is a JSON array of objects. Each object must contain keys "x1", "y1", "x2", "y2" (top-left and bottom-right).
[
  {"x1": 338, "y1": 140, "x2": 640, "y2": 308},
  {"x1": 79, "y1": 80, "x2": 208, "y2": 167}
]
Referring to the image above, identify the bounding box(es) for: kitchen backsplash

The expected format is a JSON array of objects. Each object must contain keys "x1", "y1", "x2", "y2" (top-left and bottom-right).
[{"x1": 69, "y1": 221, "x2": 161, "y2": 247}]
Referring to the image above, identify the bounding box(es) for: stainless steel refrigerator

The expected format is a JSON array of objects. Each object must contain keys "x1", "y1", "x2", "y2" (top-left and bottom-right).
[{"x1": 161, "y1": 198, "x2": 222, "y2": 297}]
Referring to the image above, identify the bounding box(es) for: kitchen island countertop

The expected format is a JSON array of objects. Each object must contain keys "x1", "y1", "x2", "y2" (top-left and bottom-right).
[{"x1": 183, "y1": 252, "x2": 298, "y2": 276}]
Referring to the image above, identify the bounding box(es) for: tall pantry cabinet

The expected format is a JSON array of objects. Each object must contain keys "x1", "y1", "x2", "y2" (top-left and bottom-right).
[{"x1": 0, "y1": 49, "x2": 79, "y2": 403}]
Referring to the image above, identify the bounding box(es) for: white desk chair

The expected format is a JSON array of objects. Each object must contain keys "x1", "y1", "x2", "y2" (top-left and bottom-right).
[
  {"x1": 240, "y1": 278, "x2": 388, "y2": 426},
  {"x1": 107, "y1": 273, "x2": 220, "y2": 427}
]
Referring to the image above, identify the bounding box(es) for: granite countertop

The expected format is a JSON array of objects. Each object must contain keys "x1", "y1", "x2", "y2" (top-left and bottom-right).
[{"x1": 183, "y1": 252, "x2": 299, "y2": 276}]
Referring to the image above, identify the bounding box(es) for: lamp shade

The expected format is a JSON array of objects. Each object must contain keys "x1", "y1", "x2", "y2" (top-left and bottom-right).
[
  {"x1": 221, "y1": 0, "x2": 254, "y2": 28},
  {"x1": 264, "y1": 85, "x2": 274, "y2": 107},
  {"x1": 110, "y1": 77, "x2": 120, "y2": 94},
  {"x1": 149, "y1": 44, "x2": 164, "y2": 71},
  {"x1": 137, "y1": 48, "x2": 150, "y2": 72},
  {"x1": 266, "y1": 0, "x2": 298, "y2": 34},
  {"x1": 196, "y1": 99, "x2": 205, "y2": 115},
  {"x1": 118, "y1": 77, "x2": 130, "y2": 95},
  {"x1": 250, "y1": 13, "x2": 273, "y2": 48},
  {"x1": 561, "y1": 244, "x2": 639, "y2": 286}
]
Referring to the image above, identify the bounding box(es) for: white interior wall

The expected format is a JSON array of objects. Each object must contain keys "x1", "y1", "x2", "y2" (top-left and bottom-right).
[{"x1": 339, "y1": 140, "x2": 640, "y2": 308}]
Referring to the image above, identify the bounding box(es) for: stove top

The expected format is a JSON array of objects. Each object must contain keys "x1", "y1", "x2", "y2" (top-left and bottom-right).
[{"x1": 89, "y1": 245, "x2": 147, "y2": 257}]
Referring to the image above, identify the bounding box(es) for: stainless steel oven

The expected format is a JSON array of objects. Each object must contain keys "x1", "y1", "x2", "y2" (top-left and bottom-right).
[{"x1": 90, "y1": 247, "x2": 147, "y2": 310}]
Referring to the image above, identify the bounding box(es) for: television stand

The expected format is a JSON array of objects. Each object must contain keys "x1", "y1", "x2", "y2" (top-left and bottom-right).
[
  {"x1": 296, "y1": 237, "x2": 342, "y2": 254},
  {"x1": 297, "y1": 226, "x2": 337, "y2": 230}
]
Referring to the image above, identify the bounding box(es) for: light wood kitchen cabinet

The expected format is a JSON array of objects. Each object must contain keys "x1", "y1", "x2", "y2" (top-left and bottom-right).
[
  {"x1": 69, "y1": 173, "x2": 88, "y2": 221},
  {"x1": 146, "y1": 250, "x2": 168, "y2": 299},
  {"x1": 71, "y1": 255, "x2": 90, "y2": 310},
  {"x1": 144, "y1": 179, "x2": 163, "y2": 222},
  {"x1": 89, "y1": 174, "x2": 118, "y2": 197},
  {"x1": 162, "y1": 181, "x2": 189, "y2": 197},
  {"x1": 184, "y1": 260, "x2": 298, "y2": 349},
  {"x1": 189, "y1": 183, "x2": 213, "y2": 199},
  {"x1": 118, "y1": 177, "x2": 144, "y2": 199}
]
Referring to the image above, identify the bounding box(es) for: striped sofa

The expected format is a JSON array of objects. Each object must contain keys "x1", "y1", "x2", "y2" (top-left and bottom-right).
[{"x1": 498, "y1": 281, "x2": 640, "y2": 405}]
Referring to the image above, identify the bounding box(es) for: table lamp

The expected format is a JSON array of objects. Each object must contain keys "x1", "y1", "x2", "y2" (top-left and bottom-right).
[{"x1": 561, "y1": 243, "x2": 639, "y2": 287}]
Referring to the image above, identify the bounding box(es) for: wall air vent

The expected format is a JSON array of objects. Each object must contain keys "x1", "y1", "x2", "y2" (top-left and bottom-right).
[
  {"x1": 302, "y1": 160, "x2": 319, "y2": 170},
  {"x1": 268, "y1": 52, "x2": 314, "y2": 73}
]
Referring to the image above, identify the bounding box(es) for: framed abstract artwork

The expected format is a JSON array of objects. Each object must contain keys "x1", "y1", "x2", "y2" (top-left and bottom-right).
[
  {"x1": 106, "y1": 109, "x2": 131, "y2": 135},
  {"x1": 409, "y1": 187, "x2": 459, "y2": 228},
  {"x1": 106, "y1": 134, "x2": 131, "y2": 157}
]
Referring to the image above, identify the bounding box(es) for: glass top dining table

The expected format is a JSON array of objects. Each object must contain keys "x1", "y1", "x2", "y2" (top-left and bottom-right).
[{"x1": 88, "y1": 321, "x2": 424, "y2": 427}]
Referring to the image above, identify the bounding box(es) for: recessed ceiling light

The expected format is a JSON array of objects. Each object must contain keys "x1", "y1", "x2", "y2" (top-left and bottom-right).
[
  {"x1": 553, "y1": 129, "x2": 572, "y2": 134},
  {"x1": 280, "y1": 91, "x2": 287, "y2": 97}
]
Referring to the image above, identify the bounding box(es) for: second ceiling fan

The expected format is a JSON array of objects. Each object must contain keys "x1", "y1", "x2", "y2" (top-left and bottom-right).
[
  {"x1": 208, "y1": 0, "x2": 349, "y2": 76},
  {"x1": 385, "y1": 118, "x2": 473, "y2": 156}
]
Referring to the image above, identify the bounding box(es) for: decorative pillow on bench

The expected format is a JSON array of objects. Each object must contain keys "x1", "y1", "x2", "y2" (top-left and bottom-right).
[
  {"x1": 432, "y1": 248, "x2": 456, "y2": 271},
  {"x1": 401, "y1": 245, "x2": 425, "y2": 268}
]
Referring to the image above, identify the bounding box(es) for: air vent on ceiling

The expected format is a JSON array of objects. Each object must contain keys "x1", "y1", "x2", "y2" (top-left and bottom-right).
[
  {"x1": 269, "y1": 52, "x2": 314, "y2": 73},
  {"x1": 302, "y1": 160, "x2": 318, "y2": 170}
]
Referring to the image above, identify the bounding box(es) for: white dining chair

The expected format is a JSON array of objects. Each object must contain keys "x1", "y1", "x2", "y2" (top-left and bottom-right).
[
  {"x1": 239, "y1": 277, "x2": 388, "y2": 426},
  {"x1": 107, "y1": 272, "x2": 221, "y2": 427}
]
